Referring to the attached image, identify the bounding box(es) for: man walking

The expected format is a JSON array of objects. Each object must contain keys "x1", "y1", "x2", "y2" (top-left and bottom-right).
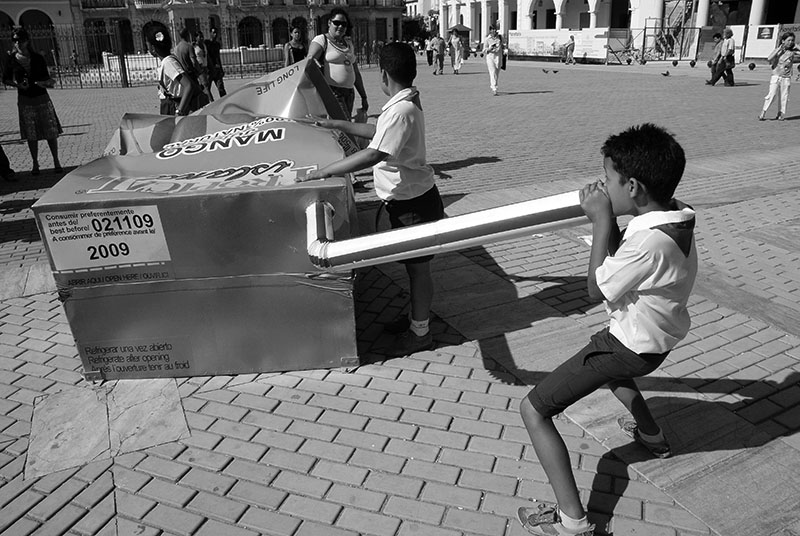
[
  {"x1": 204, "y1": 27, "x2": 227, "y2": 98},
  {"x1": 431, "y1": 34, "x2": 446, "y2": 75}
]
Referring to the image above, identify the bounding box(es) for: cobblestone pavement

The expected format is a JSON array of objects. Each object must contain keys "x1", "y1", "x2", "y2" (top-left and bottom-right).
[{"x1": 1, "y1": 58, "x2": 799, "y2": 536}]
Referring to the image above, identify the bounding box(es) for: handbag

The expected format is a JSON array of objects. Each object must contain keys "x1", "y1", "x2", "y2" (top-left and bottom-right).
[{"x1": 501, "y1": 53, "x2": 507, "y2": 71}]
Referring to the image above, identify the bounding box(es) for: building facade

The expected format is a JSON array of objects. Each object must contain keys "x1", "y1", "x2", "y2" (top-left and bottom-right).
[
  {"x1": 0, "y1": 0, "x2": 405, "y2": 58},
  {"x1": 417, "y1": 0, "x2": 800, "y2": 42}
]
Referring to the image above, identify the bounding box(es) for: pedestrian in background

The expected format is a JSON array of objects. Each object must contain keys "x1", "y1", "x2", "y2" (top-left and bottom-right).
[
  {"x1": 205, "y1": 28, "x2": 226, "y2": 98},
  {"x1": 146, "y1": 28, "x2": 195, "y2": 117},
  {"x1": 483, "y1": 25, "x2": 504, "y2": 95},
  {"x1": 193, "y1": 31, "x2": 214, "y2": 104},
  {"x1": 431, "y1": 34, "x2": 446, "y2": 75},
  {"x1": 2, "y1": 28, "x2": 62, "y2": 175},
  {"x1": 759, "y1": 31, "x2": 800, "y2": 121},
  {"x1": 308, "y1": 7, "x2": 368, "y2": 119},
  {"x1": 284, "y1": 26, "x2": 307, "y2": 67},
  {"x1": 708, "y1": 33, "x2": 723, "y2": 81},
  {"x1": 564, "y1": 35, "x2": 575, "y2": 64},
  {"x1": 425, "y1": 35, "x2": 434, "y2": 67},
  {"x1": 707, "y1": 28, "x2": 735, "y2": 86},
  {"x1": 175, "y1": 27, "x2": 205, "y2": 110},
  {"x1": 449, "y1": 30, "x2": 463, "y2": 74}
]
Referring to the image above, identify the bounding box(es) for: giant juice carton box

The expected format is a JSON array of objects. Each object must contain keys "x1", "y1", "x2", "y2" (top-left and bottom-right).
[{"x1": 32, "y1": 114, "x2": 361, "y2": 380}]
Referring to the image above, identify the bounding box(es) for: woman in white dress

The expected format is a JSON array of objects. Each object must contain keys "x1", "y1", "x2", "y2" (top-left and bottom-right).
[{"x1": 449, "y1": 31, "x2": 464, "y2": 74}]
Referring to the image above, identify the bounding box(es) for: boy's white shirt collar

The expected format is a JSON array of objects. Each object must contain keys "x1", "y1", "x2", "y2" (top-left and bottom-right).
[
  {"x1": 624, "y1": 203, "x2": 695, "y2": 237},
  {"x1": 381, "y1": 86, "x2": 418, "y2": 111}
]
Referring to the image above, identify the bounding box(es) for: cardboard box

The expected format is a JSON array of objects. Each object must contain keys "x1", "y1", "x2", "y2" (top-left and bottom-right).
[{"x1": 33, "y1": 115, "x2": 361, "y2": 379}]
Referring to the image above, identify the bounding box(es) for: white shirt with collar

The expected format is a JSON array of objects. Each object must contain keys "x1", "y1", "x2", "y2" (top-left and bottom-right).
[
  {"x1": 368, "y1": 86, "x2": 436, "y2": 202},
  {"x1": 595, "y1": 205, "x2": 698, "y2": 354}
]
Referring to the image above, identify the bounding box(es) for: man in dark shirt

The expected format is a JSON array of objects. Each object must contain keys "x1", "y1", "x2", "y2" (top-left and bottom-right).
[
  {"x1": 174, "y1": 27, "x2": 205, "y2": 110},
  {"x1": 204, "y1": 27, "x2": 226, "y2": 98}
]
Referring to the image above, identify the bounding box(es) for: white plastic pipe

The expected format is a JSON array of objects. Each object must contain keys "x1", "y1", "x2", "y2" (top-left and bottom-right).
[{"x1": 306, "y1": 190, "x2": 588, "y2": 271}]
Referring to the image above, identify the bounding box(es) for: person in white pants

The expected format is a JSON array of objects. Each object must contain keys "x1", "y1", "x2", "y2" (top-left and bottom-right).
[
  {"x1": 483, "y1": 25, "x2": 504, "y2": 96},
  {"x1": 760, "y1": 31, "x2": 800, "y2": 121}
]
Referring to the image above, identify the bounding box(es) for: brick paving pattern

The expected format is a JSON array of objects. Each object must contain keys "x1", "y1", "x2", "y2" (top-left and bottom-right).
[{"x1": 1, "y1": 58, "x2": 799, "y2": 535}]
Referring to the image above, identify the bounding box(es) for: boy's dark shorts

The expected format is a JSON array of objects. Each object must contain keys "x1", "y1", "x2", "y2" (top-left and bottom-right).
[
  {"x1": 384, "y1": 185, "x2": 445, "y2": 264},
  {"x1": 527, "y1": 328, "x2": 669, "y2": 418}
]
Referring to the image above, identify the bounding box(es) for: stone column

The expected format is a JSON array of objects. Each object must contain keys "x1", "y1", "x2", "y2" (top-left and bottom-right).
[
  {"x1": 695, "y1": 0, "x2": 709, "y2": 26},
  {"x1": 553, "y1": 0, "x2": 564, "y2": 31},
  {"x1": 749, "y1": 0, "x2": 766, "y2": 26},
  {"x1": 481, "y1": 0, "x2": 489, "y2": 40},
  {"x1": 498, "y1": 0, "x2": 507, "y2": 35},
  {"x1": 587, "y1": 0, "x2": 598, "y2": 28}
]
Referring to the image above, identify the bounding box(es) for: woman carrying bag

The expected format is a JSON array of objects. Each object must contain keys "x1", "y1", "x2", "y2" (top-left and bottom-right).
[{"x1": 308, "y1": 7, "x2": 368, "y2": 119}]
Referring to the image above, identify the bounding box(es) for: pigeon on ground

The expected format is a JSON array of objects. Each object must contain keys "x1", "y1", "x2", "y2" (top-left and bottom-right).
[
  {"x1": 552, "y1": 70, "x2": 559, "y2": 74},
  {"x1": 542, "y1": 69, "x2": 549, "y2": 73},
  {"x1": 661, "y1": 71, "x2": 670, "y2": 76}
]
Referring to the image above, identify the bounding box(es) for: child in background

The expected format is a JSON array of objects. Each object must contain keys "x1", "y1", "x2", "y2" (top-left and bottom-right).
[
  {"x1": 299, "y1": 42, "x2": 444, "y2": 357},
  {"x1": 145, "y1": 28, "x2": 194, "y2": 116},
  {"x1": 518, "y1": 124, "x2": 697, "y2": 536}
]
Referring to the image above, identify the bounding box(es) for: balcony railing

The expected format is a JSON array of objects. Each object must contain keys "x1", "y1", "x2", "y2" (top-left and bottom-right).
[
  {"x1": 133, "y1": 0, "x2": 162, "y2": 8},
  {"x1": 81, "y1": 0, "x2": 127, "y2": 8}
]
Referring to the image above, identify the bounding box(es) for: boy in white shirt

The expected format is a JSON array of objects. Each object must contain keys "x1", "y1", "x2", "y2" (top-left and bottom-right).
[
  {"x1": 301, "y1": 42, "x2": 444, "y2": 357},
  {"x1": 518, "y1": 124, "x2": 697, "y2": 536}
]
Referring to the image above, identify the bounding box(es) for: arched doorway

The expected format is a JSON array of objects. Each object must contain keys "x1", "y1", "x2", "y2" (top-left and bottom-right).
[
  {"x1": 19, "y1": 9, "x2": 51, "y2": 28},
  {"x1": 272, "y1": 17, "x2": 289, "y2": 46},
  {"x1": 20, "y1": 10, "x2": 57, "y2": 64},
  {"x1": 0, "y1": 11, "x2": 14, "y2": 30},
  {"x1": 238, "y1": 16, "x2": 263, "y2": 47}
]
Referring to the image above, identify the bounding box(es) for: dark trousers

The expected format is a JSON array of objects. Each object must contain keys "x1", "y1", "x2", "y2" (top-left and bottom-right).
[
  {"x1": 709, "y1": 59, "x2": 734, "y2": 86},
  {"x1": 426, "y1": 50, "x2": 433, "y2": 66},
  {"x1": 212, "y1": 76, "x2": 227, "y2": 98},
  {"x1": 434, "y1": 53, "x2": 444, "y2": 73}
]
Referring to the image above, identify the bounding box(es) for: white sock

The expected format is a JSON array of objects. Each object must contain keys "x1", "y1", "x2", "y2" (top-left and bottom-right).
[
  {"x1": 639, "y1": 428, "x2": 665, "y2": 443},
  {"x1": 558, "y1": 509, "x2": 590, "y2": 531},
  {"x1": 409, "y1": 318, "x2": 429, "y2": 337}
]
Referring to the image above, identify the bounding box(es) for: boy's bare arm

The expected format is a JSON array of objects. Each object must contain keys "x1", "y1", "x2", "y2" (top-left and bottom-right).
[
  {"x1": 579, "y1": 182, "x2": 614, "y2": 301},
  {"x1": 301, "y1": 148, "x2": 387, "y2": 181},
  {"x1": 305, "y1": 117, "x2": 377, "y2": 139}
]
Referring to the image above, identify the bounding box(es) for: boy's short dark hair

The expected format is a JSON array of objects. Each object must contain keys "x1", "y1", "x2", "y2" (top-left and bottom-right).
[
  {"x1": 712, "y1": 32, "x2": 722, "y2": 39},
  {"x1": 146, "y1": 26, "x2": 173, "y2": 57},
  {"x1": 601, "y1": 123, "x2": 685, "y2": 204},
  {"x1": 379, "y1": 42, "x2": 417, "y2": 86}
]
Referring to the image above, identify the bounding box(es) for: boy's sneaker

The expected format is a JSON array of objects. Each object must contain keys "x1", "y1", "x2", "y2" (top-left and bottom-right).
[
  {"x1": 517, "y1": 502, "x2": 594, "y2": 536},
  {"x1": 383, "y1": 316, "x2": 410, "y2": 334},
  {"x1": 617, "y1": 417, "x2": 672, "y2": 459},
  {"x1": 386, "y1": 329, "x2": 433, "y2": 357}
]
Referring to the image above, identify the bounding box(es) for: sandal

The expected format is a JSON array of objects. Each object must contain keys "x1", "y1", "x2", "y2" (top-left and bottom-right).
[
  {"x1": 517, "y1": 502, "x2": 594, "y2": 535},
  {"x1": 618, "y1": 417, "x2": 672, "y2": 458}
]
